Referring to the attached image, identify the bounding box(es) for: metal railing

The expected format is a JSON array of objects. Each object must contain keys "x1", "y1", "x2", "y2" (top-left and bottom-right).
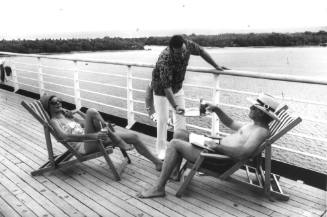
[{"x1": 1, "y1": 51, "x2": 327, "y2": 169}]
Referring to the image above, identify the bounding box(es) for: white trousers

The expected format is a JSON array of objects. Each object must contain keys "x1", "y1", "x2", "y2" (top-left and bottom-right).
[{"x1": 153, "y1": 89, "x2": 186, "y2": 154}]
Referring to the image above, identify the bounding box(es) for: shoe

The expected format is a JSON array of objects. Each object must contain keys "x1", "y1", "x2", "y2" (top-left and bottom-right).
[{"x1": 158, "y1": 150, "x2": 166, "y2": 161}]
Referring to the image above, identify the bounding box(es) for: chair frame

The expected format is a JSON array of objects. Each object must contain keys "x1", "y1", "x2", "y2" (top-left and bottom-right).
[
  {"x1": 176, "y1": 105, "x2": 302, "y2": 201},
  {"x1": 21, "y1": 100, "x2": 131, "y2": 181}
]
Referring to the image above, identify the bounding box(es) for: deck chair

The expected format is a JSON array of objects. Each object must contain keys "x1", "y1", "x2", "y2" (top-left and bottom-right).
[
  {"x1": 176, "y1": 105, "x2": 302, "y2": 201},
  {"x1": 21, "y1": 100, "x2": 131, "y2": 181}
]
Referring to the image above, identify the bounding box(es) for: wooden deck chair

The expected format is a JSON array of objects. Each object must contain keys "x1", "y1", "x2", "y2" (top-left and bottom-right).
[
  {"x1": 176, "y1": 105, "x2": 302, "y2": 201},
  {"x1": 21, "y1": 100, "x2": 131, "y2": 181}
]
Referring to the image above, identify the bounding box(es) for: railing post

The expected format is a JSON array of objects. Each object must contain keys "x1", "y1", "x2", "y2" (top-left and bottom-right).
[
  {"x1": 73, "y1": 60, "x2": 82, "y2": 109},
  {"x1": 211, "y1": 73, "x2": 220, "y2": 136},
  {"x1": 10, "y1": 60, "x2": 19, "y2": 92},
  {"x1": 126, "y1": 65, "x2": 135, "y2": 129},
  {"x1": 37, "y1": 57, "x2": 45, "y2": 96}
]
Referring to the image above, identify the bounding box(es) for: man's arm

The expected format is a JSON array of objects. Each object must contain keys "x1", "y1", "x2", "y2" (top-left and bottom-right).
[
  {"x1": 206, "y1": 103, "x2": 244, "y2": 131},
  {"x1": 164, "y1": 88, "x2": 184, "y2": 114},
  {"x1": 186, "y1": 39, "x2": 225, "y2": 71},
  {"x1": 199, "y1": 48, "x2": 224, "y2": 71}
]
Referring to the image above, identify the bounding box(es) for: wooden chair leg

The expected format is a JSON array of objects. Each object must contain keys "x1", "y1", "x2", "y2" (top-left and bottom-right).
[
  {"x1": 97, "y1": 140, "x2": 121, "y2": 181},
  {"x1": 176, "y1": 156, "x2": 205, "y2": 197},
  {"x1": 177, "y1": 160, "x2": 188, "y2": 182},
  {"x1": 44, "y1": 127, "x2": 56, "y2": 168},
  {"x1": 31, "y1": 151, "x2": 76, "y2": 176},
  {"x1": 31, "y1": 163, "x2": 57, "y2": 176},
  {"x1": 120, "y1": 148, "x2": 131, "y2": 164}
]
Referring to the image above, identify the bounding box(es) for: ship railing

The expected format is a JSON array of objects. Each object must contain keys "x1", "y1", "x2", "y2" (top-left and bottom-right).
[{"x1": 1, "y1": 51, "x2": 326, "y2": 172}]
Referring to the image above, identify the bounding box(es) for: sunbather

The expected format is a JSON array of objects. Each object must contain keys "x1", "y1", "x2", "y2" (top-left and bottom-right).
[
  {"x1": 138, "y1": 93, "x2": 280, "y2": 198},
  {"x1": 40, "y1": 94, "x2": 163, "y2": 171}
]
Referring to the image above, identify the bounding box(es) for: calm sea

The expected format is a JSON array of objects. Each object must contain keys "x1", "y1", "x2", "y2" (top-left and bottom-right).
[{"x1": 10, "y1": 46, "x2": 327, "y2": 173}]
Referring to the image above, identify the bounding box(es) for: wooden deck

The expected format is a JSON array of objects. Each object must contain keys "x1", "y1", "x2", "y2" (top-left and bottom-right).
[{"x1": 0, "y1": 89, "x2": 325, "y2": 217}]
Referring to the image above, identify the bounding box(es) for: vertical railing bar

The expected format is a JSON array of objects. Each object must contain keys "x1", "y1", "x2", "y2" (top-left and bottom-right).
[
  {"x1": 126, "y1": 65, "x2": 135, "y2": 129},
  {"x1": 73, "y1": 60, "x2": 82, "y2": 109},
  {"x1": 37, "y1": 57, "x2": 45, "y2": 96},
  {"x1": 211, "y1": 74, "x2": 220, "y2": 136},
  {"x1": 10, "y1": 59, "x2": 19, "y2": 92}
]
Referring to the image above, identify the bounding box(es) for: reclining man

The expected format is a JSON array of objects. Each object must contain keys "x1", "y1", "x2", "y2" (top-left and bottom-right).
[
  {"x1": 40, "y1": 94, "x2": 163, "y2": 171},
  {"x1": 138, "y1": 93, "x2": 280, "y2": 198}
]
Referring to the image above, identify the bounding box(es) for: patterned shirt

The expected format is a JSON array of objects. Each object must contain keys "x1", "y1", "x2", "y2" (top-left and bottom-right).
[{"x1": 151, "y1": 39, "x2": 202, "y2": 96}]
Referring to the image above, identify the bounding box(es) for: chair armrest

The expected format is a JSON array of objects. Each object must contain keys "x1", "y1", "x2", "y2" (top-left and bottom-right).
[
  {"x1": 200, "y1": 152, "x2": 232, "y2": 160},
  {"x1": 57, "y1": 139, "x2": 99, "y2": 143}
]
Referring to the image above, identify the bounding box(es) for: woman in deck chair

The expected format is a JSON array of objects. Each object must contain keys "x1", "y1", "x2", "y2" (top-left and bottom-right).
[
  {"x1": 138, "y1": 93, "x2": 280, "y2": 198},
  {"x1": 40, "y1": 94, "x2": 163, "y2": 171}
]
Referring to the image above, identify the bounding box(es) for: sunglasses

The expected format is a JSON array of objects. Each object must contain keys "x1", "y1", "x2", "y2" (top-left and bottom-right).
[{"x1": 49, "y1": 98, "x2": 62, "y2": 105}]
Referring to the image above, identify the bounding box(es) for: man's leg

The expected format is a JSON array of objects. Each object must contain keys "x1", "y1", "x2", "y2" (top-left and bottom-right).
[
  {"x1": 170, "y1": 129, "x2": 189, "y2": 180},
  {"x1": 154, "y1": 95, "x2": 169, "y2": 159},
  {"x1": 117, "y1": 130, "x2": 163, "y2": 171},
  {"x1": 172, "y1": 89, "x2": 186, "y2": 130},
  {"x1": 138, "y1": 138, "x2": 201, "y2": 198}
]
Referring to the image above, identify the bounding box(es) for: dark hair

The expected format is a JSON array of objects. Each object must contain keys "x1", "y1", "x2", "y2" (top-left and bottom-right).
[
  {"x1": 169, "y1": 35, "x2": 185, "y2": 50},
  {"x1": 46, "y1": 95, "x2": 56, "y2": 118},
  {"x1": 260, "y1": 111, "x2": 274, "y2": 124}
]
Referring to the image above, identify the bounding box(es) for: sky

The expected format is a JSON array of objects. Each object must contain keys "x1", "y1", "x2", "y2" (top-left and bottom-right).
[{"x1": 1, "y1": 0, "x2": 327, "y2": 39}]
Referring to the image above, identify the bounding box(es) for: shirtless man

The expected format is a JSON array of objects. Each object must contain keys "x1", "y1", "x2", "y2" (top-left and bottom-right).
[{"x1": 138, "y1": 93, "x2": 280, "y2": 198}]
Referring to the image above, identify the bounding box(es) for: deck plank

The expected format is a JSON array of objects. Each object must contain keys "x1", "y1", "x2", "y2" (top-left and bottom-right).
[
  {"x1": 0, "y1": 188, "x2": 26, "y2": 217},
  {"x1": 0, "y1": 88, "x2": 326, "y2": 217}
]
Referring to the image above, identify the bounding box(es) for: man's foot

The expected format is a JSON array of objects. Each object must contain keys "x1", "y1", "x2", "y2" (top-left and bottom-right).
[{"x1": 137, "y1": 187, "x2": 165, "y2": 198}]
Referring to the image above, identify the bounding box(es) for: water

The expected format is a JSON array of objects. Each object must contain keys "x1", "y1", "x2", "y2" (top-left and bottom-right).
[
  {"x1": 59, "y1": 46, "x2": 327, "y2": 77},
  {"x1": 8, "y1": 46, "x2": 327, "y2": 173}
]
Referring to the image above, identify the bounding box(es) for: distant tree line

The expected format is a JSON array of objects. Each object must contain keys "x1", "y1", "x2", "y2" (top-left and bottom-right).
[
  {"x1": 0, "y1": 37, "x2": 145, "y2": 53},
  {"x1": 145, "y1": 31, "x2": 327, "y2": 47},
  {"x1": 0, "y1": 31, "x2": 326, "y2": 54}
]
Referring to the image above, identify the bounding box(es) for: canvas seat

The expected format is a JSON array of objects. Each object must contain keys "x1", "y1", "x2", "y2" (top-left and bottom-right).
[
  {"x1": 21, "y1": 100, "x2": 131, "y2": 181},
  {"x1": 176, "y1": 105, "x2": 302, "y2": 201}
]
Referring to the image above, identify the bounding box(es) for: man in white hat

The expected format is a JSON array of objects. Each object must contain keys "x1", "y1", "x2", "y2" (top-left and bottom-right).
[{"x1": 138, "y1": 93, "x2": 280, "y2": 198}]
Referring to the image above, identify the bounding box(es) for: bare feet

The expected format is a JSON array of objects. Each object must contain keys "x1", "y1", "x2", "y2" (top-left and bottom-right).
[{"x1": 137, "y1": 186, "x2": 166, "y2": 198}]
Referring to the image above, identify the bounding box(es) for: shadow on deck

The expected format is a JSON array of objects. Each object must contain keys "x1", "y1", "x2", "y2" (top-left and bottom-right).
[{"x1": 0, "y1": 89, "x2": 325, "y2": 217}]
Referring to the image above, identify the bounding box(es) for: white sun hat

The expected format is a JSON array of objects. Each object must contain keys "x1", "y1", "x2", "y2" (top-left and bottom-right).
[{"x1": 247, "y1": 93, "x2": 280, "y2": 121}]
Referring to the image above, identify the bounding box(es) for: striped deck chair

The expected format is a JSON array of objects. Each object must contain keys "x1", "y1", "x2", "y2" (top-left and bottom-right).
[
  {"x1": 176, "y1": 105, "x2": 302, "y2": 201},
  {"x1": 21, "y1": 100, "x2": 131, "y2": 181}
]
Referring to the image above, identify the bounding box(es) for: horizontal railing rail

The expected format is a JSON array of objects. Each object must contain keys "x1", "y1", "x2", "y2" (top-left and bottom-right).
[
  {"x1": 1, "y1": 51, "x2": 326, "y2": 171},
  {"x1": 2, "y1": 51, "x2": 327, "y2": 85}
]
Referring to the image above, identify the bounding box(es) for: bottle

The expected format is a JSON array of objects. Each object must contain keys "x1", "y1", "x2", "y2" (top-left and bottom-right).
[{"x1": 100, "y1": 122, "x2": 109, "y2": 133}]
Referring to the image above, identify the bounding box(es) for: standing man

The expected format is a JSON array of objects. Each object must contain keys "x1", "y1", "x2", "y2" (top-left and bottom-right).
[{"x1": 150, "y1": 35, "x2": 226, "y2": 159}]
